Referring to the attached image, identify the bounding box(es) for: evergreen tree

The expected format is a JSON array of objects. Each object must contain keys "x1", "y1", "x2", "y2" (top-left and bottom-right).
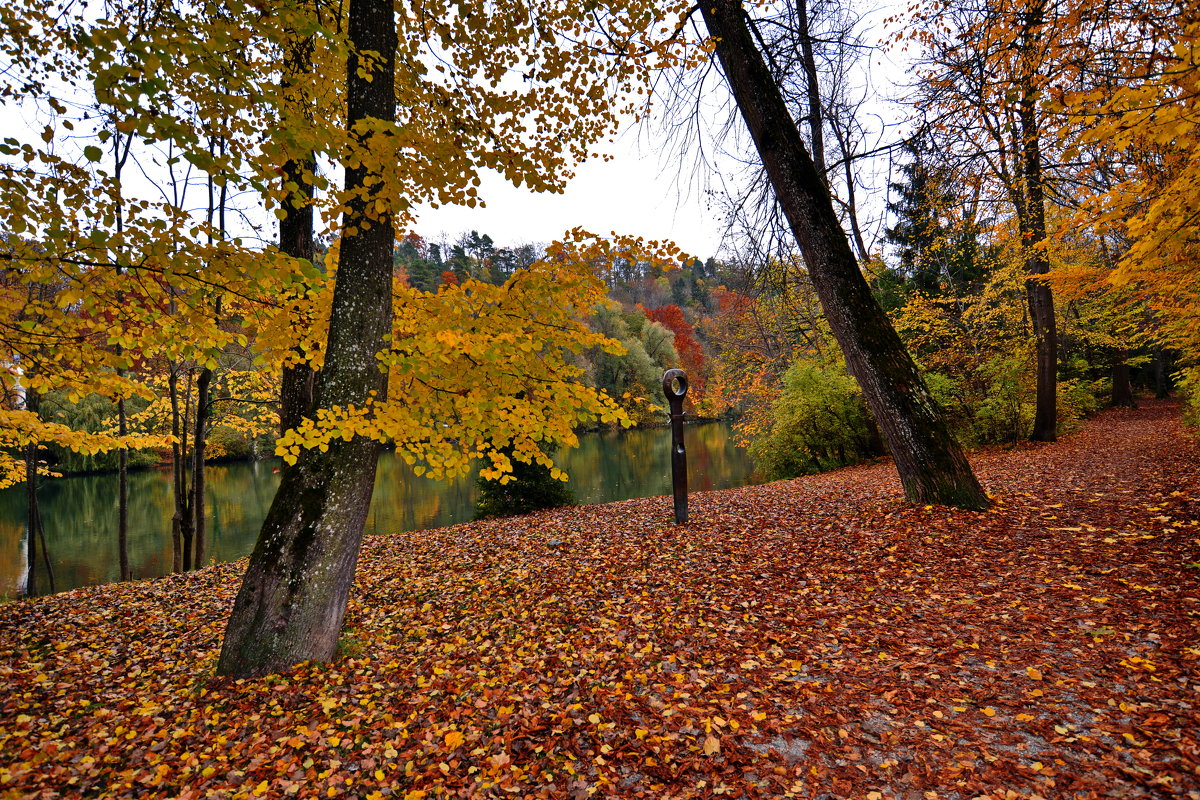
[{"x1": 885, "y1": 137, "x2": 989, "y2": 297}]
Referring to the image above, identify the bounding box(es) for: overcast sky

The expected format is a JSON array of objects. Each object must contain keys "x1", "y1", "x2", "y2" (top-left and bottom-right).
[
  {"x1": 412, "y1": 117, "x2": 734, "y2": 260},
  {"x1": 414, "y1": 4, "x2": 909, "y2": 262}
]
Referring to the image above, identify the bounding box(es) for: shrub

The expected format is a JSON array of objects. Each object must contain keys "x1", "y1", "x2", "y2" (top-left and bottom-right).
[
  {"x1": 749, "y1": 360, "x2": 878, "y2": 481},
  {"x1": 474, "y1": 445, "x2": 575, "y2": 520}
]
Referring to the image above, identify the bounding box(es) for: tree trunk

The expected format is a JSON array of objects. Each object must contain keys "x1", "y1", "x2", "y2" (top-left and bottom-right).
[
  {"x1": 278, "y1": 14, "x2": 319, "y2": 434},
  {"x1": 118, "y1": 397, "x2": 130, "y2": 582},
  {"x1": 168, "y1": 369, "x2": 190, "y2": 573},
  {"x1": 1110, "y1": 350, "x2": 1135, "y2": 407},
  {"x1": 794, "y1": 0, "x2": 826, "y2": 179},
  {"x1": 192, "y1": 367, "x2": 212, "y2": 569},
  {"x1": 24, "y1": 389, "x2": 39, "y2": 598},
  {"x1": 1017, "y1": 5, "x2": 1057, "y2": 442},
  {"x1": 217, "y1": 0, "x2": 397, "y2": 677},
  {"x1": 700, "y1": 0, "x2": 987, "y2": 509},
  {"x1": 1154, "y1": 346, "x2": 1170, "y2": 398}
]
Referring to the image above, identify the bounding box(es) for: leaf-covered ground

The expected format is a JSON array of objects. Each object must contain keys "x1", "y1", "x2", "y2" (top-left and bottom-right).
[{"x1": 2, "y1": 400, "x2": 1197, "y2": 800}]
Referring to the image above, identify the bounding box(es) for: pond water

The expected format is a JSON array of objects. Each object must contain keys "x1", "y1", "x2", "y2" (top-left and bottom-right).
[{"x1": 1, "y1": 423, "x2": 757, "y2": 598}]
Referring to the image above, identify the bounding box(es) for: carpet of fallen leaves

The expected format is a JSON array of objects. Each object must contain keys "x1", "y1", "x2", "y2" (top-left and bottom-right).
[{"x1": 1, "y1": 399, "x2": 1198, "y2": 800}]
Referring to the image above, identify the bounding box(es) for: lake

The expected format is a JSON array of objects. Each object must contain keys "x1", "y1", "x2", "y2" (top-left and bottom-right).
[{"x1": 0, "y1": 422, "x2": 757, "y2": 598}]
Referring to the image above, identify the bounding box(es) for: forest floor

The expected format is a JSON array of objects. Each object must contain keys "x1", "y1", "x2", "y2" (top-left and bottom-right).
[{"x1": 1, "y1": 399, "x2": 1197, "y2": 800}]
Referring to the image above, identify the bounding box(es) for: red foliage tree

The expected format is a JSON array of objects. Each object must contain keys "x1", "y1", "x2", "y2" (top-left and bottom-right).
[{"x1": 643, "y1": 304, "x2": 706, "y2": 405}]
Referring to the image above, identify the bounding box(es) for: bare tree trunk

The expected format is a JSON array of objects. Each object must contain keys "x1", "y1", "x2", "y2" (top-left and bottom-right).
[
  {"x1": 700, "y1": 0, "x2": 987, "y2": 509},
  {"x1": 279, "y1": 13, "x2": 319, "y2": 434},
  {"x1": 168, "y1": 370, "x2": 187, "y2": 573},
  {"x1": 23, "y1": 388, "x2": 54, "y2": 596},
  {"x1": 1017, "y1": 3, "x2": 1057, "y2": 442},
  {"x1": 118, "y1": 397, "x2": 130, "y2": 582},
  {"x1": 1017, "y1": 100, "x2": 1057, "y2": 441},
  {"x1": 1154, "y1": 346, "x2": 1170, "y2": 398},
  {"x1": 794, "y1": 0, "x2": 826, "y2": 179},
  {"x1": 192, "y1": 367, "x2": 212, "y2": 569},
  {"x1": 217, "y1": 0, "x2": 397, "y2": 677},
  {"x1": 24, "y1": 391, "x2": 39, "y2": 599}
]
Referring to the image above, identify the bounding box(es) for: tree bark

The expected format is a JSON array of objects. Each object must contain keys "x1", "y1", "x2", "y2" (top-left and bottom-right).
[
  {"x1": 278, "y1": 13, "x2": 318, "y2": 434},
  {"x1": 700, "y1": 0, "x2": 987, "y2": 509},
  {"x1": 169, "y1": 369, "x2": 193, "y2": 572},
  {"x1": 1017, "y1": 87, "x2": 1057, "y2": 441},
  {"x1": 1016, "y1": 2, "x2": 1057, "y2": 442},
  {"x1": 217, "y1": 0, "x2": 396, "y2": 677},
  {"x1": 118, "y1": 397, "x2": 130, "y2": 582},
  {"x1": 794, "y1": 0, "x2": 826, "y2": 180},
  {"x1": 1110, "y1": 350, "x2": 1135, "y2": 407},
  {"x1": 192, "y1": 367, "x2": 212, "y2": 568},
  {"x1": 24, "y1": 388, "x2": 39, "y2": 598}
]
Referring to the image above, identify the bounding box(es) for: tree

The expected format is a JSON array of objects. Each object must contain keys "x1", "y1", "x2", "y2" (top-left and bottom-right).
[
  {"x1": 213, "y1": 0, "x2": 694, "y2": 675},
  {"x1": 698, "y1": 0, "x2": 987, "y2": 509},
  {"x1": 885, "y1": 135, "x2": 990, "y2": 298},
  {"x1": 216, "y1": 0, "x2": 398, "y2": 677},
  {"x1": 907, "y1": 0, "x2": 1072, "y2": 441}
]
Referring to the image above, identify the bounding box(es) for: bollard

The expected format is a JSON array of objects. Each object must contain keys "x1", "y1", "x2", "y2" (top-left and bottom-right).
[{"x1": 662, "y1": 369, "x2": 688, "y2": 525}]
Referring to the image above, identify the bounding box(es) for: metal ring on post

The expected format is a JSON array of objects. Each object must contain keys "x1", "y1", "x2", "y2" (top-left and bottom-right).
[
  {"x1": 662, "y1": 369, "x2": 688, "y2": 524},
  {"x1": 662, "y1": 369, "x2": 689, "y2": 407}
]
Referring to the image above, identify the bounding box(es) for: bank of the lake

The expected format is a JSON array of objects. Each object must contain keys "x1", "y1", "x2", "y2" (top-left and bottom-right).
[{"x1": 1, "y1": 422, "x2": 756, "y2": 598}]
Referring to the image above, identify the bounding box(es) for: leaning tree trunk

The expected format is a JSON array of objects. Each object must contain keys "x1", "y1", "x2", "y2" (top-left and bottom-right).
[
  {"x1": 700, "y1": 0, "x2": 987, "y2": 509},
  {"x1": 217, "y1": 0, "x2": 396, "y2": 678}
]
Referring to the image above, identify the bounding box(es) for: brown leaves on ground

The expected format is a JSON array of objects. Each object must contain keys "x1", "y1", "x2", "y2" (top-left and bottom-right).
[{"x1": 1, "y1": 399, "x2": 1198, "y2": 800}]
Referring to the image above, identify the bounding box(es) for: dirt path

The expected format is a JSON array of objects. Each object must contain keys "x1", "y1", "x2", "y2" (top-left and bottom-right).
[{"x1": 1, "y1": 400, "x2": 1197, "y2": 799}]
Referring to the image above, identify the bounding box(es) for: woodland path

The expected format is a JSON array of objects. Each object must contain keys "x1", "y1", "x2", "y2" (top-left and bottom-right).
[{"x1": 1, "y1": 399, "x2": 1197, "y2": 799}]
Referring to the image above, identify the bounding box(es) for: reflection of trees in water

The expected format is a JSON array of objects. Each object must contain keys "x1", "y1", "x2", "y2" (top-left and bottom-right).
[
  {"x1": 369, "y1": 457, "x2": 474, "y2": 534},
  {"x1": 563, "y1": 423, "x2": 755, "y2": 502},
  {"x1": 0, "y1": 517, "x2": 25, "y2": 599},
  {"x1": 0, "y1": 423, "x2": 753, "y2": 596}
]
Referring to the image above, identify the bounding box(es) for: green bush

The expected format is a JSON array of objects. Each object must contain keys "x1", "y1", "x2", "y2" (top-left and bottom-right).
[
  {"x1": 749, "y1": 360, "x2": 877, "y2": 481},
  {"x1": 474, "y1": 445, "x2": 575, "y2": 520}
]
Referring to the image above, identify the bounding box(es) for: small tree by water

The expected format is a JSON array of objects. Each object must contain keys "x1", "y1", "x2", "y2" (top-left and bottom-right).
[{"x1": 474, "y1": 445, "x2": 574, "y2": 520}]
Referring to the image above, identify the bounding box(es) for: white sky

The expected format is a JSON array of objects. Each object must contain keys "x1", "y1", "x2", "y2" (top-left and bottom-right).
[
  {"x1": 2, "y1": 2, "x2": 910, "y2": 264},
  {"x1": 414, "y1": 3, "x2": 911, "y2": 262},
  {"x1": 413, "y1": 122, "x2": 731, "y2": 260}
]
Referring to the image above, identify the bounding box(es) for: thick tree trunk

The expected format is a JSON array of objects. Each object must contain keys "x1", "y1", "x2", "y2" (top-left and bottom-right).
[
  {"x1": 217, "y1": 0, "x2": 397, "y2": 678},
  {"x1": 118, "y1": 397, "x2": 130, "y2": 582},
  {"x1": 192, "y1": 367, "x2": 212, "y2": 569},
  {"x1": 701, "y1": 0, "x2": 987, "y2": 509}
]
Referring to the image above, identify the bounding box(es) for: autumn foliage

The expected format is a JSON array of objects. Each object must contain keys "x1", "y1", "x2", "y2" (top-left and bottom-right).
[
  {"x1": 642, "y1": 304, "x2": 706, "y2": 406},
  {"x1": 2, "y1": 401, "x2": 1196, "y2": 798}
]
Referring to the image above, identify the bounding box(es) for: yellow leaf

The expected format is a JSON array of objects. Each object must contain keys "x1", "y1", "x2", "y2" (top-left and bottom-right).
[
  {"x1": 253, "y1": 781, "x2": 269, "y2": 796},
  {"x1": 444, "y1": 730, "x2": 464, "y2": 749},
  {"x1": 1026, "y1": 666, "x2": 1043, "y2": 681},
  {"x1": 982, "y1": 707, "x2": 996, "y2": 717}
]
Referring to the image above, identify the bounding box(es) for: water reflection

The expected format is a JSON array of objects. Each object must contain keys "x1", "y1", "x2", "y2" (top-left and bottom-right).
[{"x1": 1, "y1": 423, "x2": 755, "y2": 598}]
